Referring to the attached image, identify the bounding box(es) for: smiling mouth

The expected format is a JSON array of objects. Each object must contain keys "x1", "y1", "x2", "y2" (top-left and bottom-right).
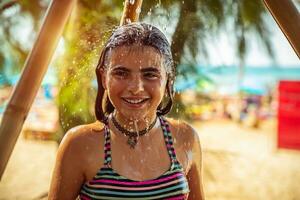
[{"x1": 122, "y1": 98, "x2": 150, "y2": 105}]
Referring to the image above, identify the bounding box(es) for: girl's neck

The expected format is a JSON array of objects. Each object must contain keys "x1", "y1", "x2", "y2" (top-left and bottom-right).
[{"x1": 112, "y1": 112, "x2": 158, "y2": 132}]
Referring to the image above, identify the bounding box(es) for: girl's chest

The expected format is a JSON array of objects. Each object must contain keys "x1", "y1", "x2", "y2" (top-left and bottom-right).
[{"x1": 84, "y1": 139, "x2": 191, "y2": 182}]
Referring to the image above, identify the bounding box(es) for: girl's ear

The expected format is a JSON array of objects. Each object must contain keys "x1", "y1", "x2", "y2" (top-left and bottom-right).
[{"x1": 100, "y1": 68, "x2": 107, "y2": 90}]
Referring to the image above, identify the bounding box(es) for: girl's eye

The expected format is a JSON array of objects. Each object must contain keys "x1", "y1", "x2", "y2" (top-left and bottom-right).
[
  {"x1": 112, "y1": 70, "x2": 128, "y2": 78},
  {"x1": 143, "y1": 72, "x2": 159, "y2": 79}
]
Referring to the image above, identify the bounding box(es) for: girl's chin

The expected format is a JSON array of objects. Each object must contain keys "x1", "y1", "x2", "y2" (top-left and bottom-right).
[
  {"x1": 116, "y1": 110, "x2": 156, "y2": 122},
  {"x1": 121, "y1": 112, "x2": 147, "y2": 121}
]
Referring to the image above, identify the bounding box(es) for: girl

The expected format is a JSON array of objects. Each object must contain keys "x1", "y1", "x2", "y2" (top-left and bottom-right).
[{"x1": 49, "y1": 22, "x2": 204, "y2": 200}]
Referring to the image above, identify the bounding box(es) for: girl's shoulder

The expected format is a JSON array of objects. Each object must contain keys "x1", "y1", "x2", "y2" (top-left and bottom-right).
[
  {"x1": 49, "y1": 121, "x2": 106, "y2": 198},
  {"x1": 57, "y1": 121, "x2": 106, "y2": 161},
  {"x1": 164, "y1": 117, "x2": 198, "y2": 138},
  {"x1": 164, "y1": 117, "x2": 201, "y2": 152},
  {"x1": 61, "y1": 121, "x2": 105, "y2": 143}
]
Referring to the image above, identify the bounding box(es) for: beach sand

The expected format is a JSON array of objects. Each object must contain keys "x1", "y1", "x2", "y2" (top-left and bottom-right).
[
  {"x1": 0, "y1": 119, "x2": 299, "y2": 200},
  {"x1": 0, "y1": 135, "x2": 57, "y2": 200},
  {"x1": 196, "y1": 119, "x2": 300, "y2": 200}
]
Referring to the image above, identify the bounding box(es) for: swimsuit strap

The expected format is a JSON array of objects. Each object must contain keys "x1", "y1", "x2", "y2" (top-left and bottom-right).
[
  {"x1": 159, "y1": 116, "x2": 180, "y2": 170},
  {"x1": 103, "y1": 125, "x2": 112, "y2": 166}
]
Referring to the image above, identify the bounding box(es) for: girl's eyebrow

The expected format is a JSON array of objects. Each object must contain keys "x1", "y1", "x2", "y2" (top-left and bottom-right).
[
  {"x1": 111, "y1": 65, "x2": 130, "y2": 72},
  {"x1": 141, "y1": 67, "x2": 160, "y2": 73}
]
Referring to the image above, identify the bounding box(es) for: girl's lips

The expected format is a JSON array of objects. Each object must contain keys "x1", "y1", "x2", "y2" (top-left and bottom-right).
[{"x1": 121, "y1": 97, "x2": 149, "y2": 108}]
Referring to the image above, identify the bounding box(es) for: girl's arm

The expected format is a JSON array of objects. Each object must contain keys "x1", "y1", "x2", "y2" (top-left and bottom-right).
[
  {"x1": 48, "y1": 128, "x2": 85, "y2": 200},
  {"x1": 186, "y1": 125, "x2": 205, "y2": 200}
]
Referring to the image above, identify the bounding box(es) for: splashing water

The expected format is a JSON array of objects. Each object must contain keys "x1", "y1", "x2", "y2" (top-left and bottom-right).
[
  {"x1": 145, "y1": 118, "x2": 150, "y2": 131},
  {"x1": 125, "y1": 18, "x2": 132, "y2": 24},
  {"x1": 135, "y1": 7, "x2": 141, "y2": 14},
  {"x1": 155, "y1": 0, "x2": 161, "y2": 8},
  {"x1": 163, "y1": 25, "x2": 167, "y2": 32},
  {"x1": 147, "y1": 8, "x2": 152, "y2": 16}
]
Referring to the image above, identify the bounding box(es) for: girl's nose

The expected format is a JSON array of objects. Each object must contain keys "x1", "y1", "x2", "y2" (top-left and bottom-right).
[{"x1": 128, "y1": 74, "x2": 144, "y2": 94}]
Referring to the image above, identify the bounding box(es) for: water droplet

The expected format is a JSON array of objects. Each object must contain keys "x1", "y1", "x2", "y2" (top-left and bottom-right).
[
  {"x1": 125, "y1": 18, "x2": 132, "y2": 24},
  {"x1": 135, "y1": 8, "x2": 141, "y2": 14}
]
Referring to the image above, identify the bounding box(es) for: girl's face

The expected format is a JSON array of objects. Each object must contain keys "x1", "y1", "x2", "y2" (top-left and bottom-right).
[{"x1": 101, "y1": 45, "x2": 168, "y2": 121}]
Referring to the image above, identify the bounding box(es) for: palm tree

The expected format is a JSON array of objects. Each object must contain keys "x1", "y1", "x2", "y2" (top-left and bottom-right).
[
  {"x1": 1, "y1": 0, "x2": 275, "y2": 137},
  {"x1": 56, "y1": 0, "x2": 141, "y2": 136},
  {"x1": 0, "y1": 0, "x2": 47, "y2": 76},
  {"x1": 141, "y1": 0, "x2": 274, "y2": 118},
  {"x1": 54, "y1": 0, "x2": 122, "y2": 136},
  {"x1": 142, "y1": 0, "x2": 274, "y2": 79}
]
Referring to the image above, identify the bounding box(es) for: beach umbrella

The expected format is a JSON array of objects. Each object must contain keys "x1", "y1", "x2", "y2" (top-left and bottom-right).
[
  {"x1": 240, "y1": 79, "x2": 266, "y2": 95},
  {"x1": 240, "y1": 87, "x2": 265, "y2": 96},
  {"x1": 0, "y1": 0, "x2": 143, "y2": 179}
]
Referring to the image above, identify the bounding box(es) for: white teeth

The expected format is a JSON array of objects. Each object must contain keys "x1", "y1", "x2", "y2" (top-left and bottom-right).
[{"x1": 124, "y1": 98, "x2": 147, "y2": 104}]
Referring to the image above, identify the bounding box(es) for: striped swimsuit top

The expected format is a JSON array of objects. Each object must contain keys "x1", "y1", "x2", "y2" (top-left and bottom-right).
[{"x1": 79, "y1": 116, "x2": 190, "y2": 200}]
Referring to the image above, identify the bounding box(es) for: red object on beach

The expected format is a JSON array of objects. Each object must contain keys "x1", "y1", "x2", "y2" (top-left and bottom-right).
[{"x1": 278, "y1": 80, "x2": 300, "y2": 150}]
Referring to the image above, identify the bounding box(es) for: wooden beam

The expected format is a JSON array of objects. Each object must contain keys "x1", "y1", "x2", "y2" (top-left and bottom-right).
[
  {"x1": 0, "y1": 0, "x2": 76, "y2": 179},
  {"x1": 120, "y1": 0, "x2": 143, "y2": 25},
  {"x1": 263, "y1": 0, "x2": 300, "y2": 58}
]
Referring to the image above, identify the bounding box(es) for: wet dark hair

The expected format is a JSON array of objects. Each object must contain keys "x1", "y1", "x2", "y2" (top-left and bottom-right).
[{"x1": 95, "y1": 22, "x2": 175, "y2": 123}]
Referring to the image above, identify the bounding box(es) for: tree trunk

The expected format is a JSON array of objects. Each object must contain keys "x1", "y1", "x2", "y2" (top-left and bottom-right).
[
  {"x1": 171, "y1": 0, "x2": 197, "y2": 65},
  {"x1": 169, "y1": 0, "x2": 197, "y2": 119}
]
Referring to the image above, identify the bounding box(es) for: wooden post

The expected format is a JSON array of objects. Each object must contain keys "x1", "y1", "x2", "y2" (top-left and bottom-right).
[
  {"x1": 263, "y1": 0, "x2": 300, "y2": 58},
  {"x1": 120, "y1": 0, "x2": 143, "y2": 25},
  {"x1": 0, "y1": 0, "x2": 76, "y2": 179}
]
